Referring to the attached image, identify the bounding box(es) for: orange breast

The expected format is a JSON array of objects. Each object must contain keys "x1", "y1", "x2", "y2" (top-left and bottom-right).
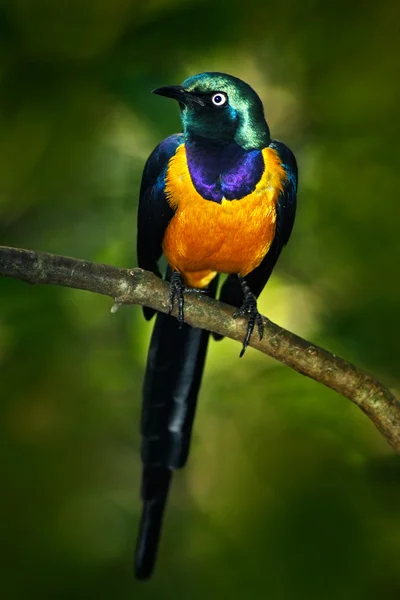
[{"x1": 163, "y1": 144, "x2": 286, "y2": 288}]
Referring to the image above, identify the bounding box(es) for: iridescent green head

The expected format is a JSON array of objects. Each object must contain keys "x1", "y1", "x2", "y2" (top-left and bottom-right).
[{"x1": 153, "y1": 72, "x2": 270, "y2": 150}]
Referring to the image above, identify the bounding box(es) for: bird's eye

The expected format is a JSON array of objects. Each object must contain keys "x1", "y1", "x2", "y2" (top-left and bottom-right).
[{"x1": 211, "y1": 92, "x2": 227, "y2": 107}]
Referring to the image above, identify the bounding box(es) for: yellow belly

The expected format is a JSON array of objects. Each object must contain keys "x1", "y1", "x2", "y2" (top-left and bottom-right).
[{"x1": 163, "y1": 144, "x2": 286, "y2": 288}]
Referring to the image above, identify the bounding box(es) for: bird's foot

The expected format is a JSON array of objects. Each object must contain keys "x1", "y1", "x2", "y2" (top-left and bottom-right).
[
  {"x1": 169, "y1": 271, "x2": 185, "y2": 325},
  {"x1": 232, "y1": 277, "x2": 264, "y2": 357}
]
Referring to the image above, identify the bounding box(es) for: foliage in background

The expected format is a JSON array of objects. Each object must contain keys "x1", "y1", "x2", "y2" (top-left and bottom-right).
[{"x1": 0, "y1": 1, "x2": 399, "y2": 598}]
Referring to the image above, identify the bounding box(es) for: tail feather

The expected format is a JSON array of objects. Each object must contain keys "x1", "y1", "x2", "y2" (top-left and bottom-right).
[
  {"x1": 135, "y1": 466, "x2": 171, "y2": 580},
  {"x1": 135, "y1": 275, "x2": 218, "y2": 579}
]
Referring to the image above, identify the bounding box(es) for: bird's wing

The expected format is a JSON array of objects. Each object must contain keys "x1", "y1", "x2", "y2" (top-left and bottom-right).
[
  {"x1": 137, "y1": 133, "x2": 183, "y2": 319},
  {"x1": 218, "y1": 140, "x2": 298, "y2": 309}
]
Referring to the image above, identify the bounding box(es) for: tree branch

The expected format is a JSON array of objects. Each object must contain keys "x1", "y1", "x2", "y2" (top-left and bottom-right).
[{"x1": 1, "y1": 245, "x2": 399, "y2": 453}]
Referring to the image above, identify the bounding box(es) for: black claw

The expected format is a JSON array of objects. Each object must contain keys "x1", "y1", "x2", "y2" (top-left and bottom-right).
[
  {"x1": 233, "y1": 276, "x2": 264, "y2": 357},
  {"x1": 169, "y1": 272, "x2": 185, "y2": 325}
]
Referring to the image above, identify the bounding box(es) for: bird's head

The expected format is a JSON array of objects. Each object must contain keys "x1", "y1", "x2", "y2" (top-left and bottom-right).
[{"x1": 153, "y1": 72, "x2": 270, "y2": 150}]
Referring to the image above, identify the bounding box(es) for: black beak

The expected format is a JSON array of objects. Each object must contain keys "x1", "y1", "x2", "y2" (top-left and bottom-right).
[{"x1": 152, "y1": 85, "x2": 204, "y2": 107}]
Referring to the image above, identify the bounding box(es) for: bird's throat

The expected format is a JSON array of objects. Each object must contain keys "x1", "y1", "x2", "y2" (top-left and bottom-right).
[{"x1": 185, "y1": 137, "x2": 264, "y2": 203}]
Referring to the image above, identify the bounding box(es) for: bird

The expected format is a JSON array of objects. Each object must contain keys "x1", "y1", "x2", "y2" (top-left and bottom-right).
[{"x1": 135, "y1": 72, "x2": 297, "y2": 579}]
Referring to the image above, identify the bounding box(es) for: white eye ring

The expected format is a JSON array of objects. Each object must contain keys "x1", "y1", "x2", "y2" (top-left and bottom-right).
[{"x1": 211, "y1": 92, "x2": 227, "y2": 107}]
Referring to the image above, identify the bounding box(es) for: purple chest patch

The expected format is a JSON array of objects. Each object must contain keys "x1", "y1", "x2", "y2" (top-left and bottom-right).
[{"x1": 185, "y1": 140, "x2": 264, "y2": 203}]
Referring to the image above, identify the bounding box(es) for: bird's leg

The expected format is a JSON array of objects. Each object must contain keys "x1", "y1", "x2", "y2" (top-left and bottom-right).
[
  {"x1": 169, "y1": 271, "x2": 185, "y2": 325},
  {"x1": 232, "y1": 276, "x2": 264, "y2": 357},
  {"x1": 169, "y1": 272, "x2": 209, "y2": 326}
]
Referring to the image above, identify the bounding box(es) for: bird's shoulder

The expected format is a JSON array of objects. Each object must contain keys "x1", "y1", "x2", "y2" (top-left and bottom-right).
[
  {"x1": 267, "y1": 139, "x2": 297, "y2": 247},
  {"x1": 141, "y1": 133, "x2": 184, "y2": 190},
  {"x1": 269, "y1": 139, "x2": 298, "y2": 191}
]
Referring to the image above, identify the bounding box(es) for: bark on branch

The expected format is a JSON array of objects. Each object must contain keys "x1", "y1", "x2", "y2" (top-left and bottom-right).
[{"x1": 1, "y1": 245, "x2": 399, "y2": 453}]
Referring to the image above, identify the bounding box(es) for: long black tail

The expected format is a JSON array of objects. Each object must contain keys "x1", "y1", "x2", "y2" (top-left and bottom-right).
[{"x1": 135, "y1": 279, "x2": 217, "y2": 579}]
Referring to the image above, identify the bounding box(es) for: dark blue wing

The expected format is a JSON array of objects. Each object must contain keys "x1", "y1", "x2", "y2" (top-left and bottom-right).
[
  {"x1": 137, "y1": 134, "x2": 183, "y2": 319},
  {"x1": 270, "y1": 140, "x2": 297, "y2": 248},
  {"x1": 217, "y1": 139, "x2": 298, "y2": 311}
]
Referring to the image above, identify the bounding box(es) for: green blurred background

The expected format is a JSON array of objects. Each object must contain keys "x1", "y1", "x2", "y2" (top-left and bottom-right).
[{"x1": 1, "y1": 0, "x2": 400, "y2": 598}]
